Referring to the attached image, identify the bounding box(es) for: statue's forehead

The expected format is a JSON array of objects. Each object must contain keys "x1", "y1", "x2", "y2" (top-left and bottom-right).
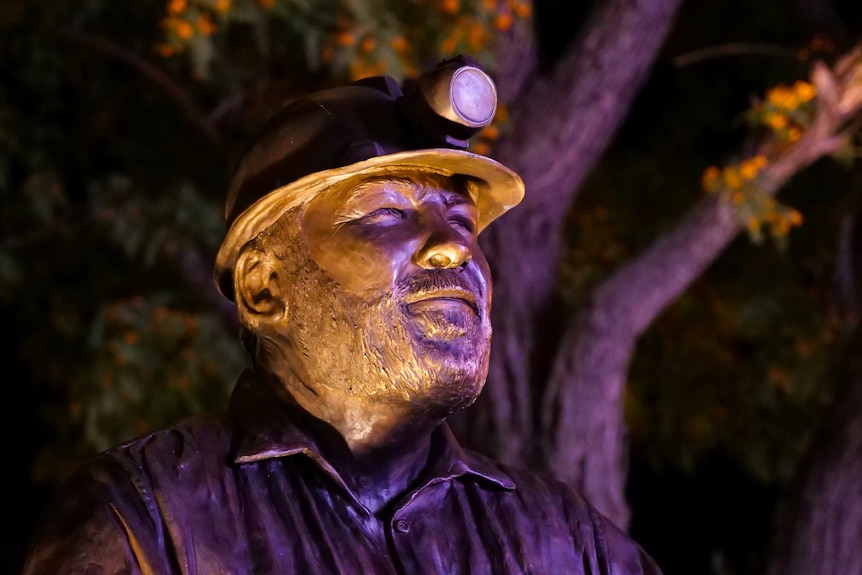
[{"x1": 323, "y1": 172, "x2": 477, "y2": 209}]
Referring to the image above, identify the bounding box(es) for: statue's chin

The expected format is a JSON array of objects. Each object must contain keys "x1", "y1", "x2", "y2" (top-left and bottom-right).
[
  {"x1": 397, "y1": 362, "x2": 487, "y2": 417},
  {"x1": 404, "y1": 299, "x2": 477, "y2": 342},
  {"x1": 397, "y1": 314, "x2": 490, "y2": 417}
]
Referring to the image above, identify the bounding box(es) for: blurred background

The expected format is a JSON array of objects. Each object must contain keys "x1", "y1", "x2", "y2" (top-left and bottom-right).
[{"x1": 3, "y1": 0, "x2": 862, "y2": 573}]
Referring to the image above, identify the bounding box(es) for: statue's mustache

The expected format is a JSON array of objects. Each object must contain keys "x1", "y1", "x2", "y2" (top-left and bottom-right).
[{"x1": 395, "y1": 269, "x2": 485, "y2": 306}]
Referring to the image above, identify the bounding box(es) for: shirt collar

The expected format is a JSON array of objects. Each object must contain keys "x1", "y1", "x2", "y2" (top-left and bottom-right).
[{"x1": 227, "y1": 369, "x2": 515, "y2": 501}]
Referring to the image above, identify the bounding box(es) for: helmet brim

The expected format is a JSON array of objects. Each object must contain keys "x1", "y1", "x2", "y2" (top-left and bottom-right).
[{"x1": 214, "y1": 148, "x2": 524, "y2": 300}]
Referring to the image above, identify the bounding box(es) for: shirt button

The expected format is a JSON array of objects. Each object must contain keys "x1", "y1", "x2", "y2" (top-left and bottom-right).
[{"x1": 394, "y1": 519, "x2": 410, "y2": 533}]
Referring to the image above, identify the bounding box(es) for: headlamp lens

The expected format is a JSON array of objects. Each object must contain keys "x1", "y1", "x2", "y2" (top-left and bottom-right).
[{"x1": 450, "y1": 66, "x2": 497, "y2": 127}]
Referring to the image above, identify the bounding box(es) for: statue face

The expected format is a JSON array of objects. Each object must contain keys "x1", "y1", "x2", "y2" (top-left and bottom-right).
[{"x1": 271, "y1": 172, "x2": 493, "y2": 419}]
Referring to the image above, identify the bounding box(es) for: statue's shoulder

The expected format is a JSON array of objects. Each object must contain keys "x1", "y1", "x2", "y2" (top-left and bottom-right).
[
  {"x1": 94, "y1": 412, "x2": 234, "y2": 483},
  {"x1": 463, "y1": 450, "x2": 663, "y2": 575},
  {"x1": 22, "y1": 413, "x2": 237, "y2": 575}
]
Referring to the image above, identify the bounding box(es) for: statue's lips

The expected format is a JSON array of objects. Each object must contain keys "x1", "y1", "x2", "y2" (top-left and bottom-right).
[{"x1": 402, "y1": 287, "x2": 479, "y2": 315}]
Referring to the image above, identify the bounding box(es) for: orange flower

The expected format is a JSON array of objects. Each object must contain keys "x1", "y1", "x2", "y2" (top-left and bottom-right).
[
  {"x1": 494, "y1": 103, "x2": 509, "y2": 121},
  {"x1": 739, "y1": 158, "x2": 760, "y2": 180},
  {"x1": 335, "y1": 31, "x2": 356, "y2": 46},
  {"x1": 472, "y1": 141, "x2": 491, "y2": 155},
  {"x1": 482, "y1": 124, "x2": 500, "y2": 140},
  {"x1": 439, "y1": 0, "x2": 459, "y2": 15},
  {"x1": 495, "y1": 12, "x2": 512, "y2": 31},
  {"x1": 793, "y1": 80, "x2": 816, "y2": 102},
  {"x1": 511, "y1": 0, "x2": 531, "y2": 18},
  {"x1": 766, "y1": 86, "x2": 798, "y2": 110},
  {"x1": 722, "y1": 166, "x2": 742, "y2": 190},
  {"x1": 214, "y1": 0, "x2": 231, "y2": 13},
  {"x1": 467, "y1": 22, "x2": 486, "y2": 50},
  {"x1": 787, "y1": 209, "x2": 803, "y2": 226},
  {"x1": 747, "y1": 217, "x2": 761, "y2": 233},
  {"x1": 167, "y1": 0, "x2": 187, "y2": 15},
  {"x1": 360, "y1": 36, "x2": 375, "y2": 54},
  {"x1": 700, "y1": 165, "x2": 720, "y2": 191},
  {"x1": 440, "y1": 33, "x2": 458, "y2": 54},
  {"x1": 765, "y1": 113, "x2": 788, "y2": 131},
  {"x1": 175, "y1": 19, "x2": 194, "y2": 39},
  {"x1": 391, "y1": 36, "x2": 409, "y2": 54},
  {"x1": 197, "y1": 15, "x2": 217, "y2": 36}
]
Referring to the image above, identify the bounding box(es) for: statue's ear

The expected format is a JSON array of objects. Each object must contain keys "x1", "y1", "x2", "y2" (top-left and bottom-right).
[{"x1": 234, "y1": 247, "x2": 287, "y2": 325}]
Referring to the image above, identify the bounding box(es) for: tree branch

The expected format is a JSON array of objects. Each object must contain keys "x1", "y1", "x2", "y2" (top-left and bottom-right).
[
  {"x1": 541, "y1": 45, "x2": 862, "y2": 528},
  {"x1": 671, "y1": 42, "x2": 799, "y2": 68},
  {"x1": 51, "y1": 26, "x2": 224, "y2": 146}
]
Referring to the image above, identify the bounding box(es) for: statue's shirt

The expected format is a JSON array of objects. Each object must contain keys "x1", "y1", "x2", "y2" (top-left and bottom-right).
[{"x1": 23, "y1": 371, "x2": 661, "y2": 575}]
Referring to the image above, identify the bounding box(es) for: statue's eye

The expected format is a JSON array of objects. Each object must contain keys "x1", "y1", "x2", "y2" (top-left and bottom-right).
[
  {"x1": 361, "y1": 207, "x2": 405, "y2": 224},
  {"x1": 449, "y1": 216, "x2": 476, "y2": 234}
]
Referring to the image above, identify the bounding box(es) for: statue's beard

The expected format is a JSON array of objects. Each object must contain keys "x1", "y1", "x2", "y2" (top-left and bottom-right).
[{"x1": 282, "y1": 258, "x2": 492, "y2": 418}]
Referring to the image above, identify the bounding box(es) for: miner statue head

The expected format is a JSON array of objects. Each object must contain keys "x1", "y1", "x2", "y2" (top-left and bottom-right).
[{"x1": 213, "y1": 55, "x2": 523, "y2": 477}]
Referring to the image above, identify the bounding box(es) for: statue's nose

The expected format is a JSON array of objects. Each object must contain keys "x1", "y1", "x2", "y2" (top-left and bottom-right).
[{"x1": 414, "y1": 228, "x2": 472, "y2": 270}]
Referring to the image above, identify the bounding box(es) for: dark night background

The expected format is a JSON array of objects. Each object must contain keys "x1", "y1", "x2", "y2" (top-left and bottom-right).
[{"x1": 4, "y1": 0, "x2": 862, "y2": 573}]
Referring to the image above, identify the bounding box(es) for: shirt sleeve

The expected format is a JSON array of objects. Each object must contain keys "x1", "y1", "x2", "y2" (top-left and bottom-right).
[{"x1": 21, "y1": 454, "x2": 172, "y2": 575}]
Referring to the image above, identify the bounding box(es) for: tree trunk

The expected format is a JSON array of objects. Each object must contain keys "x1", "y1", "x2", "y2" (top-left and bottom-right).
[
  {"x1": 541, "y1": 196, "x2": 739, "y2": 528},
  {"x1": 451, "y1": 0, "x2": 685, "y2": 468},
  {"x1": 764, "y1": 211, "x2": 862, "y2": 575},
  {"x1": 764, "y1": 334, "x2": 862, "y2": 575}
]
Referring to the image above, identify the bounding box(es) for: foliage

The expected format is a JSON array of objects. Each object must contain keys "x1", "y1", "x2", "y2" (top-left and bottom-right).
[
  {"x1": 78, "y1": 296, "x2": 244, "y2": 446},
  {"x1": 153, "y1": 0, "x2": 530, "y2": 81},
  {"x1": 32, "y1": 297, "x2": 246, "y2": 484},
  {"x1": 0, "y1": 0, "x2": 530, "y2": 488},
  {"x1": 700, "y1": 80, "x2": 816, "y2": 246},
  {"x1": 627, "y1": 243, "x2": 847, "y2": 484}
]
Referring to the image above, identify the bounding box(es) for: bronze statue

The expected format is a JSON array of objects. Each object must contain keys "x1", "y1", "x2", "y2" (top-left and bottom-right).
[{"x1": 22, "y1": 56, "x2": 662, "y2": 574}]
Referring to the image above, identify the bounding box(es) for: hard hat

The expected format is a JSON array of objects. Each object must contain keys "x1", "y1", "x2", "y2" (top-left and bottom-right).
[{"x1": 214, "y1": 55, "x2": 525, "y2": 301}]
